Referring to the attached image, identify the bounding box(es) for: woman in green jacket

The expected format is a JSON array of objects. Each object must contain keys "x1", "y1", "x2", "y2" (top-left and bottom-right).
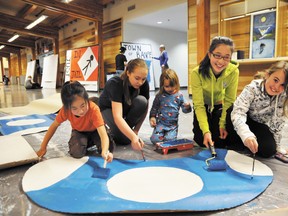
[{"x1": 191, "y1": 36, "x2": 239, "y2": 149}]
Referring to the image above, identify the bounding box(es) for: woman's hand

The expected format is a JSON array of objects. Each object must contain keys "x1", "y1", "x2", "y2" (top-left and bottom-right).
[
  {"x1": 131, "y1": 136, "x2": 144, "y2": 151},
  {"x1": 244, "y1": 137, "x2": 258, "y2": 154},
  {"x1": 219, "y1": 128, "x2": 228, "y2": 139},
  {"x1": 203, "y1": 132, "x2": 213, "y2": 149}
]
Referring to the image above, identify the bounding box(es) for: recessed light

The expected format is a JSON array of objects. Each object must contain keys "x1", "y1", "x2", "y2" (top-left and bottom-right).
[{"x1": 157, "y1": 21, "x2": 162, "y2": 24}]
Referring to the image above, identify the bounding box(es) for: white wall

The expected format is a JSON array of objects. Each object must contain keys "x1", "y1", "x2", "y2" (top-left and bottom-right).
[
  {"x1": 104, "y1": 0, "x2": 188, "y2": 88},
  {"x1": 103, "y1": 0, "x2": 186, "y2": 23},
  {"x1": 124, "y1": 23, "x2": 187, "y2": 88}
]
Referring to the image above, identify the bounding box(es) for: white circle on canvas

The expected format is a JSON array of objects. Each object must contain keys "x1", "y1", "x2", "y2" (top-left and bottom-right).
[
  {"x1": 107, "y1": 167, "x2": 203, "y2": 203},
  {"x1": 7, "y1": 119, "x2": 46, "y2": 126}
]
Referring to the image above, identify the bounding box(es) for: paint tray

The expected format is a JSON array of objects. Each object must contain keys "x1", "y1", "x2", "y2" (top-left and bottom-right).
[{"x1": 155, "y1": 138, "x2": 194, "y2": 154}]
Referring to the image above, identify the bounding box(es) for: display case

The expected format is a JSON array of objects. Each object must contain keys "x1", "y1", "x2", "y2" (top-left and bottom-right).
[
  {"x1": 219, "y1": 0, "x2": 288, "y2": 94},
  {"x1": 219, "y1": 0, "x2": 288, "y2": 59}
]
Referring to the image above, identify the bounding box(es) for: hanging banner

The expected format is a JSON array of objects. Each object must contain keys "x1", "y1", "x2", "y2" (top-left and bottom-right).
[
  {"x1": 65, "y1": 45, "x2": 99, "y2": 91},
  {"x1": 121, "y1": 42, "x2": 155, "y2": 90}
]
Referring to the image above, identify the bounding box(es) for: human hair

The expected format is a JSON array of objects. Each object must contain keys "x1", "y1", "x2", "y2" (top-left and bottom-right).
[
  {"x1": 120, "y1": 46, "x2": 126, "y2": 53},
  {"x1": 61, "y1": 80, "x2": 89, "y2": 110},
  {"x1": 260, "y1": 61, "x2": 288, "y2": 116},
  {"x1": 158, "y1": 69, "x2": 180, "y2": 95},
  {"x1": 199, "y1": 36, "x2": 234, "y2": 79},
  {"x1": 120, "y1": 58, "x2": 148, "y2": 105}
]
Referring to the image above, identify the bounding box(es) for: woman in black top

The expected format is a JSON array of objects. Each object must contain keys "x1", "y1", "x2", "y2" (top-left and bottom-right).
[{"x1": 99, "y1": 58, "x2": 150, "y2": 151}]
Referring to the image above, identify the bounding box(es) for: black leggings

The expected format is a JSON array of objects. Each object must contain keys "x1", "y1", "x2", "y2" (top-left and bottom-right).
[
  {"x1": 226, "y1": 105, "x2": 276, "y2": 158},
  {"x1": 193, "y1": 104, "x2": 227, "y2": 148},
  {"x1": 101, "y1": 95, "x2": 148, "y2": 145}
]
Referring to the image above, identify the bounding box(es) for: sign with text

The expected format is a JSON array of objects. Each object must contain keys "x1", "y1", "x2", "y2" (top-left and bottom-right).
[
  {"x1": 121, "y1": 42, "x2": 155, "y2": 90},
  {"x1": 65, "y1": 45, "x2": 99, "y2": 91}
]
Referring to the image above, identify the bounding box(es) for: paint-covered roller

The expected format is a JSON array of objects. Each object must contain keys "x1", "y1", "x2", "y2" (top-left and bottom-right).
[{"x1": 205, "y1": 143, "x2": 227, "y2": 171}]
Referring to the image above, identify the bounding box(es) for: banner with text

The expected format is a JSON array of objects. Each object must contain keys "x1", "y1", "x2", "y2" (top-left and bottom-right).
[
  {"x1": 121, "y1": 42, "x2": 155, "y2": 90},
  {"x1": 65, "y1": 45, "x2": 99, "y2": 91}
]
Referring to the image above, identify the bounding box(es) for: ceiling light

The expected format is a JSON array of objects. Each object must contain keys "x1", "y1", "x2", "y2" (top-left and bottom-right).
[
  {"x1": 157, "y1": 21, "x2": 162, "y2": 24},
  {"x1": 0, "y1": 45, "x2": 5, "y2": 50},
  {"x1": 25, "y1": 15, "x2": 48, "y2": 30},
  {"x1": 8, "y1": 34, "x2": 20, "y2": 42},
  {"x1": 62, "y1": 0, "x2": 73, "y2": 3}
]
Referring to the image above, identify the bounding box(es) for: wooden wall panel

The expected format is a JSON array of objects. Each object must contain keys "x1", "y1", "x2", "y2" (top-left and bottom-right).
[
  {"x1": 103, "y1": 18, "x2": 122, "y2": 76},
  {"x1": 188, "y1": 0, "x2": 220, "y2": 95}
]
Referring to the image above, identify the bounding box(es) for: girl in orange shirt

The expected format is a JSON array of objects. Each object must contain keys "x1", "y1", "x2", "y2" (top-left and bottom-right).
[{"x1": 37, "y1": 81, "x2": 113, "y2": 162}]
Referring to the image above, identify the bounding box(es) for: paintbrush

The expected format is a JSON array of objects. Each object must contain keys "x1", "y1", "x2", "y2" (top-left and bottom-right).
[
  {"x1": 92, "y1": 151, "x2": 110, "y2": 179},
  {"x1": 139, "y1": 138, "x2": 146, "y2": 161},
  {"x1": 251, "y1": 154, "x2": 255, "y2": 179}
]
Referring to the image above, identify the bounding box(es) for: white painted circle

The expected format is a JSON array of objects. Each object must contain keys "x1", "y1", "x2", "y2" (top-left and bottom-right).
[
  {"x1": 7, "y1": 119, "x2": 46, "y2": 126},
  {"x1": 107, "y1": 167, "x2": 203, "y2": 203}
]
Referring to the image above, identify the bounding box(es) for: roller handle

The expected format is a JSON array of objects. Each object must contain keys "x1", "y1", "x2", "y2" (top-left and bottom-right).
[{"x1": 208, "y1": 143, "x2": 217, "y2": 157}]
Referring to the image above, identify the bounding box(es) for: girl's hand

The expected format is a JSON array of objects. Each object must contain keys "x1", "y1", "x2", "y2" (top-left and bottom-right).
[
  {"x1": 102, "y1": 151, "x2": 113, "y2": 163},
  {"x1": 203, "y1": 132, "x2": 213, "y2": 149},
  {"x1": 244, "y1": 137, "x2": 258, "y2": 154},
  {"x1": 219, "y1": 128, "x2": 228, "y2": 139},
  {"x1": 131, "y1": 136, "x2": 144, "y2": 151},
  {"x1": 149, "y1": 117, "x2": 156, "y2": 127},
  {"x1": 183, "y1": 102, "x2": 191, "y2": 109}
]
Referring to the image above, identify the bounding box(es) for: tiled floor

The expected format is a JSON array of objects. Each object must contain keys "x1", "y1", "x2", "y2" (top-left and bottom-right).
[{"x1": 0, "y1": 84, "x2": 288, "y2": 216}]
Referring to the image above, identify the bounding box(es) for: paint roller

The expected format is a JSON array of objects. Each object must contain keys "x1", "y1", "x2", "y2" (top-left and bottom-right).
[{"x1": 205, "y1": 143, "x2": 227, "y2": 171}]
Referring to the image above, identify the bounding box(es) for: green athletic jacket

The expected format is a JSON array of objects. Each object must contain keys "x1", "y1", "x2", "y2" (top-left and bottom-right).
[{"x1": 191, "y1": 60, "x2": 239, "y2": 135}]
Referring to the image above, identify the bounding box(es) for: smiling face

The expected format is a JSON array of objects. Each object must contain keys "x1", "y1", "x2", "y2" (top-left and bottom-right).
[
  {"x1": 127, "y1": 66, "x2": 148, "y2": 89},
  {"x1": 70, "y1": 96, "x2": 88, "y2": 117},
  {"x1": 264, "y1": 69, "x2": 286, "y2": 96},
  {"x1": 208, "y1": 44, "x2": 232, "y2": 75},
  {"x1": 163, "y1": 78, "x2": 177, "y2": 95}
]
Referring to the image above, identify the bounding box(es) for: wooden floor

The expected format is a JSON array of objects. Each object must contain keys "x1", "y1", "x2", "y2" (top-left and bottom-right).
[{"x1": 0, "y1": 84, "x2": 288, "y2": 216}]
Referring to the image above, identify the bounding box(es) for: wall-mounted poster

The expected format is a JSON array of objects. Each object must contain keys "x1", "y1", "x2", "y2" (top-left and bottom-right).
[
  {"x1": 121, "y1": 42, "x2": 155, "y2": 90},
  {"x1": 250, "y1": 11, "x2": 276, "y2": 59},
  {"x1": 65, "y1": 45, "x2": 99, "y2": 91}
]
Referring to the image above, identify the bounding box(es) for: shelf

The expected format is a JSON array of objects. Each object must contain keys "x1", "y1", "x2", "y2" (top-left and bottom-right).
[{"x1": 236, "y1": 57, "x2": 288, "y2": 65}]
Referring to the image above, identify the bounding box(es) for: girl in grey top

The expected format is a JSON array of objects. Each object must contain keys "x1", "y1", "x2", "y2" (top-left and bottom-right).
[{"x1": 226, "y1": 61, "x2": 288, "y2": 158}]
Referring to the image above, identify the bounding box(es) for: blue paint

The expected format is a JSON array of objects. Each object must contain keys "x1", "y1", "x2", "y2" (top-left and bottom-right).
[
  {"x1": 158, "y1": 138, "x2": 193, "y2": 147},
  {"x1": 0, "y1": 114, "x2": 55, "y2": 135},
  {"x1": 25, "y1": 149, "x2": 273, "y2": 213}
]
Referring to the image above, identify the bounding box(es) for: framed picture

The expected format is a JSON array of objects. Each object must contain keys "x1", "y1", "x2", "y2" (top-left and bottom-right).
[{"x1": 250, "y1": 10, "x2": 276, "y2": 59}]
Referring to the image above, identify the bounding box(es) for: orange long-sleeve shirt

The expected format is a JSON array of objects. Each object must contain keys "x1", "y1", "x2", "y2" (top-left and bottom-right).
[{"x1": 56, "y1": 101, "x2": 104, "y2": 132}]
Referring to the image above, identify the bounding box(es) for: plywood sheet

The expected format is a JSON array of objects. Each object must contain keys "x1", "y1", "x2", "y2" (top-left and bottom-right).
[
  {"x1": 22, "y1": 149, "x2": 273, "y2": 213},
  {"x1": 0, "y1": 135, "x2": 38, "y2": 170},
  {"x1": 0, "y1": 93, "x2": 62, "y2": 115}
]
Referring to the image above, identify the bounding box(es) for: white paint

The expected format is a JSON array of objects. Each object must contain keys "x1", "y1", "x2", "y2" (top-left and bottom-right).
[
  {"x1": 7, "y1": 119, "x2": 46, "y2": 126},
  {"x1": 107, "y1": 167, "x2": 203, "y2": 203},
  {"x1": 7, "y1": 126, "x2": 49, "y2": 136},
  {"x1": 0, "y1": 135, "x2": 38, "y2": 169},
  {"x1": 0, "y1": 115, "x2": 25, "y2": 120},
  {"x1": 22, "y1": 157, "x2": 88, "y2": 192},
  {"x1": 225, "y1": 150, "x2": 273, "y2": 176}
]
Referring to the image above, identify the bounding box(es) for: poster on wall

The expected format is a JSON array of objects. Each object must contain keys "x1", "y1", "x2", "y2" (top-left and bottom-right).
[
  {"x1": 25, "y1": 60, "x2": 36, "y2": 82},
  {"x1": 121, "y1": 42, "x2": 155, "y2": 90},
  {"x1": 65, "y1": 45, "x2": 99, "y2": 91},
  {"x1": 250, "y1": 11, "x2": 276, "y2": 59},
  {"x1": 41, "y1": 54, "x2": 58, "y2": 89}
]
